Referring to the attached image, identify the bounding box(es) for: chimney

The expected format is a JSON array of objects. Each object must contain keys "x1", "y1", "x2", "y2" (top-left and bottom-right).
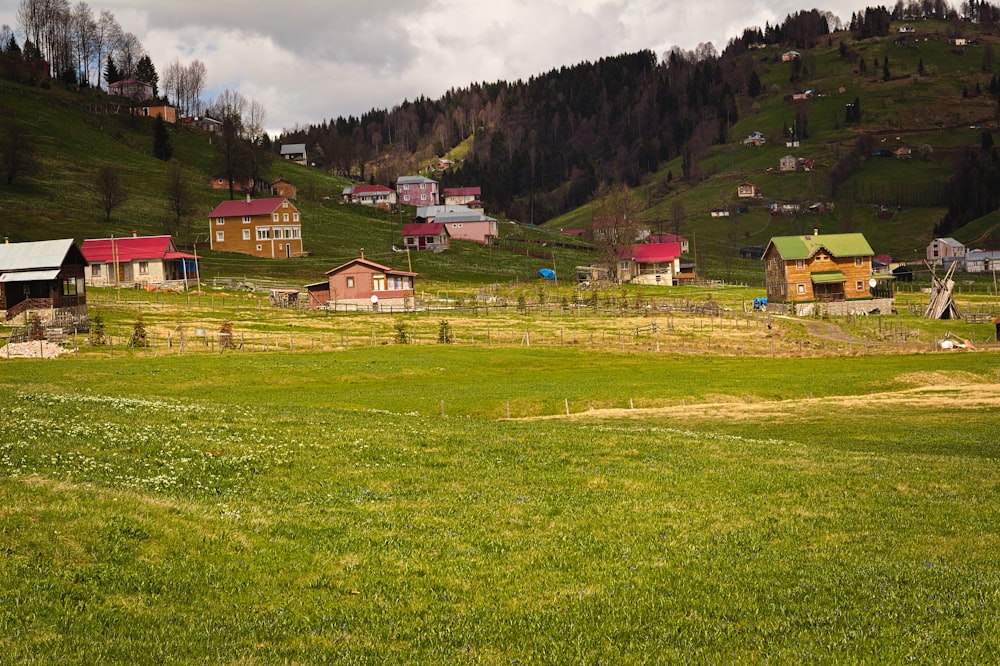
[
  {"x1": 814, "y1": 228, "x2": 819, "y2": 235},
  {"x1": 246, "y1": 192, "x2": 251, "y2": 204},
  {"x1": 360, "y1": 248, "x2": 365, "y2": 260}
]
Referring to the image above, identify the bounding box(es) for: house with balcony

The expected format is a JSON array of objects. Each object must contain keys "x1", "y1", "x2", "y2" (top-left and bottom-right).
[
  {"x1": 81, "y1": 234, "x2": 198, "y2": 289},
  {"x1": 0, "y1": 239, "x2": 87, "y2": 324}
]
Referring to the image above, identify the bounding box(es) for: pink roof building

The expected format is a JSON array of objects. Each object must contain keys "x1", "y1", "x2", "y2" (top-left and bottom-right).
[{"x1": 81, "y1": 234, "x2": 197, "y2": 287}]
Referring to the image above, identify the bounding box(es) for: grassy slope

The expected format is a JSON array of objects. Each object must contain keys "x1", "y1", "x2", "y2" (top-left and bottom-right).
[
  {"x1": 0, "y1": 82, "x2": 591, "y2": 288},
  {"x1": 548, "y1": 19, "x2": 1000, "y2": 264}
]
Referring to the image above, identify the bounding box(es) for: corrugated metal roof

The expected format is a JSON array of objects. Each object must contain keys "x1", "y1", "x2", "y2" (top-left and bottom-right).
[
  {"x1": 766, "y1": 233, "x2": 874, "y2": 260},
  {"x1": 0, "y1": 239, "x2": 77, "y2": 272},
  {"x1": 209, "y1": 198, "x2": 287, "y2": 218},
  {"x1": 81, "y1": 235, "x2": 174, "y2": 263},
  {"x1": 0, "y1": 268, "x2": 61, "y2": 282},
  {"x1": 402, "y1": 223, "x2": 447, "y2": 235}
]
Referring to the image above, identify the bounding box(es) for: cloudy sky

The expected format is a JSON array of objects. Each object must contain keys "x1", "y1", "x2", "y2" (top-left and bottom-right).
[{"x1": 1, "y1": 1, "x2": 868, "y2": 134}]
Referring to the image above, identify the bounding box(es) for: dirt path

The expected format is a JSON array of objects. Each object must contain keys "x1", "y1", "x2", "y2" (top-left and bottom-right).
[
  {"x1": 522, "y1": 371, "x2": 1000, "y2": 423},
  {"x1": 793, "y1": 318, "x2": 872, "y2": 345}
]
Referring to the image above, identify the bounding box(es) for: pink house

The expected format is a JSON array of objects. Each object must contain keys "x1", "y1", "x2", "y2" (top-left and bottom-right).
[
  {"x1": 396, "y1": 175, "x2": 439, "y2": 206},
  {"x1": 108, "y1": 78, "x2": 154, "y2": 101},
  {"x1": 307, "y1": 255, "x2": 416, "y2": 310},
  {"x1": 415, "y1": 205, "x2": 498, "y2": 245}
]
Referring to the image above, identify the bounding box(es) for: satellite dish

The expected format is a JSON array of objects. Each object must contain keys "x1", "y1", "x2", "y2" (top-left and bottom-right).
[
  {"x1": 370, "y1": 294, "x2": 379, "y2": 304},
  {"x1": 869, "y1": 278, "x2": 877, "y2": 288}
]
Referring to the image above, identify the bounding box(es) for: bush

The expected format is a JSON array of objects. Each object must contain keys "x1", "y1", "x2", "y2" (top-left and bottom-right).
[{"x1": 438, "y1": 320, "x2": 453, "y2": 344}]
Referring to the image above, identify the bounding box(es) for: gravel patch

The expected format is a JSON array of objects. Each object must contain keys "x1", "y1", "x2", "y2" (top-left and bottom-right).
[{"x1": 1, "y1": 340, "x2": 70, "y2": 359}]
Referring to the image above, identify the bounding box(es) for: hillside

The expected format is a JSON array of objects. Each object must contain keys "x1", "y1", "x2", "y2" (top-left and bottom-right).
[
  {"x1": 544, "y1": 17, "x2": 1000, "y2": 264},
  {"x1": 4, "y1": 13, "x2": 1000, "y2": 288},
  {"x1": 0, "y1": 82, "x2": 592, "y2": 287}
]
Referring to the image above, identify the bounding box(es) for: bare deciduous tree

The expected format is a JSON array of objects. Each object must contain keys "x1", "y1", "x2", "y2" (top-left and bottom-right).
[
  {"x1": 93, "y1": 164, "x2": 127, "y2": 223},
  {"x1": 591, "y1": 181, "x2": 642, "y2": 283}
]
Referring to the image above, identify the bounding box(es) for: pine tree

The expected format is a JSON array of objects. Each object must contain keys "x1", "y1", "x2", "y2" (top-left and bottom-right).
[
  {"x1": 105, "y1": 56, "x2": 120, "y2": 87},
  {"x1": 153, "y1": 116, "x2": 173, "y2": 160}
]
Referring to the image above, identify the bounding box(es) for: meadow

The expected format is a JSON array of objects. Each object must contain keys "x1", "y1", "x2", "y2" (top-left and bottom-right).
[{"x1": 2, "y1": 328, "x2": 999, "y2": 662}]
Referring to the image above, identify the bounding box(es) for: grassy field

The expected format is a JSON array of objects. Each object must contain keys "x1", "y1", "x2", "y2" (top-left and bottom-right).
[{"x1": 2, "y1": 317, "x2": 999, "y2": 663}]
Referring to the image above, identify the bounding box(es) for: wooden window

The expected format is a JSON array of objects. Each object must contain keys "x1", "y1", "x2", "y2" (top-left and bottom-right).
[
  {"x1": 856, "y1": 281, "x2": 864, "y2": 291},
  {"x1": 346, "y1": 277, "x2": 354, "y2": 288},
  {"x1": 373, "y1": 274, "x2": 386, "y2": 291},
  {"x1": 293, "y1": 213, "x2": 299, "y2": 222},
  {"x1": 138, "y1": 261, "x2": 148, "y2": 275},
  {"x1": 242, "y1": 229, "x2": 251, "y2": 240},
  {"x1": 216, "y1": 231, "x2": 224, "y2": 242},
  {"x1": 283, "y1": 213, "x2": 289, "y2": 222},
  {"x1": 797, "y1": 283, "x2": 806, "y2": 294},
  {"x1": 273, "y1": 214, "x2": 279, "y2": 222},
  {"x1": 216, "y1": 218, "x2": 225, "y2": 225}
]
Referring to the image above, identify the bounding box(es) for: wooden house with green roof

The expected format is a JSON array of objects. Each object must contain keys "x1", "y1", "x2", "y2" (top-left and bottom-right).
[{"x1": 763, "y1": 232, "x2": 881, "y2": 305}]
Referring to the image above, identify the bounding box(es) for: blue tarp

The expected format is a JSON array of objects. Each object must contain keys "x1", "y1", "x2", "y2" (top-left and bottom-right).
[{"x1": 538, "y1": 268, "x2": 556, "y2": 280}]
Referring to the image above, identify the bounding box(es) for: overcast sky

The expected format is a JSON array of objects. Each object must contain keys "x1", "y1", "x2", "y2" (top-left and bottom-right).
[{"x1": 1, "y1": 1, "x2": 868, "y2": 135}]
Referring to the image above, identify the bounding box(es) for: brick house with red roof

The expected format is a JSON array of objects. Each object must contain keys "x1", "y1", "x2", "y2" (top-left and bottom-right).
[
  {"x1": 208, "y1": 196, "x2": 303, "y2": 258},
  {"x1": 306, "y1": 254, "x2": 416, "y2": 310},
  {"x1": 80, "y1": 234, "x2": 198, "y2": 288}
]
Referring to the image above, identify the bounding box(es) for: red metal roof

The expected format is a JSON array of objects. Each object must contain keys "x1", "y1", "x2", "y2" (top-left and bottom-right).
[
  {"x1": 402, "y1": 223, "x2": 447, "y2": 236},
  {"x1": 209, "y1": 197, "x2": 287, "y2": 218},
  {"x1": 354, "y1": 185, "x2": 395, "y2": 194},
  {"x1": 444, "y1": 186, "x2": 481, "y2": 196},
  {"x1": 621, "y1": 242, "x2": 682, "y2": 263},
  {"x1": 81, "y1": 236, "x2": 197, "y2": 262}
]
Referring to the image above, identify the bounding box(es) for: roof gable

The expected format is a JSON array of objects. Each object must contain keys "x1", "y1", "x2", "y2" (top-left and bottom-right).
[
  {"x1": 325, "y1": 257, "x2": 417, "y2": 277},
  {"x1": 0, "y1": 239, "x2": 83, "y2": 272},
  {"x1": 209, "y1": 197, "x2": 290, "y2": 218},
  {"x1": 764, "y1": 233, "x2": 874, "y2": 261}
]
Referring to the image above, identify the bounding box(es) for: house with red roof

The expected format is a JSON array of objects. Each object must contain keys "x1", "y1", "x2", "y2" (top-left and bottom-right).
[
  {"x1": 80, "y1": 234, "x2": 198, "y2": 288},
  {"x1": 306, "y1": 253, "x2": 417, "y2": 310},
  {"x1": 443, "y1": 187, "x2": 482, "y2": 206},
  {"x1": 208, "y1": 196, "x2": 303, "y2": 258},
  {"x1": 402, "y1": 223, "x2": 450, "y2": 251},
  {"x1": 342, "y1": 184, "x2": 397, "y2": 208},
  {"x1": 618, "y1": 242, "x2": 682, "y2": 285}
]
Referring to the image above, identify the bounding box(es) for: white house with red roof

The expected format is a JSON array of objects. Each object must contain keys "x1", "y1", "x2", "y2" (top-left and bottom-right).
[
  {"x1": 342, "y1": 184, "x2": 397, "y2": 207},
  {"x1": 208, "y1": 196, "x2": 303, "y2": 258},
  {"x1": 443, "y1": 187, "x2": 482, "y2": 206},
  {"x1": 618, "y1": 241, "x2": 683, "y2": 285},
  {"x1": 306, "y1": 253, "x2": 417, "y2": 310},
  {"x1": 81, "y1": 234, "x2": 198, "y2": 288}
]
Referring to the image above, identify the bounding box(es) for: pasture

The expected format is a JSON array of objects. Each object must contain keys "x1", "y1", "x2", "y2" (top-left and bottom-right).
[{"x1": 2, "y1": 337, "x2": 999, "y2": 663}]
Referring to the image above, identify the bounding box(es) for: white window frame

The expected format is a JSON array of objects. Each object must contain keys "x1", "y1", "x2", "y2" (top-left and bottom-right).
[
  {"x1": 138, "y1": 261, "x2": 148, "y2": 275},
  {"x1": 797, "y1": 283, "x2": 806, "y2": 294},
  {"x1": 243, "y1": 216, "x2": 251, "y2": 224},
  {"x1": 216, "y1": 231, "x2": 225, "y2": 242},
  {"x1": 216, "y1": 218, "x2": 225, "y2": 225},
  {"x1": 256, "y1": 228, "x2": 270, "y2": 240},
  {"x1": 242, "y1": 229, "x2": 251, "y2": 240}
]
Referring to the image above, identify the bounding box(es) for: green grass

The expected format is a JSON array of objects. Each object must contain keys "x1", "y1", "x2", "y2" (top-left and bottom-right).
[{"x1": 2, "y1": 344, "x2": 999, "y2": 662}]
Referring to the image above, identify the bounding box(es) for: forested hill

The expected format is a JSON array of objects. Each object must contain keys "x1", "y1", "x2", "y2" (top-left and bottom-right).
[{"x1": 277, "y1": 9, "x2": 855, "y2": 223}]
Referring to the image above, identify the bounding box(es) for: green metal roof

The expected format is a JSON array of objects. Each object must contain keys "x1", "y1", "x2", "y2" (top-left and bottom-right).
[
  {"x1": 765, "y1": 233, "x2": 874, "y2": 260},
  {"x1": 811, "y1": 270, "x2": 846, "y2": 284}
]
